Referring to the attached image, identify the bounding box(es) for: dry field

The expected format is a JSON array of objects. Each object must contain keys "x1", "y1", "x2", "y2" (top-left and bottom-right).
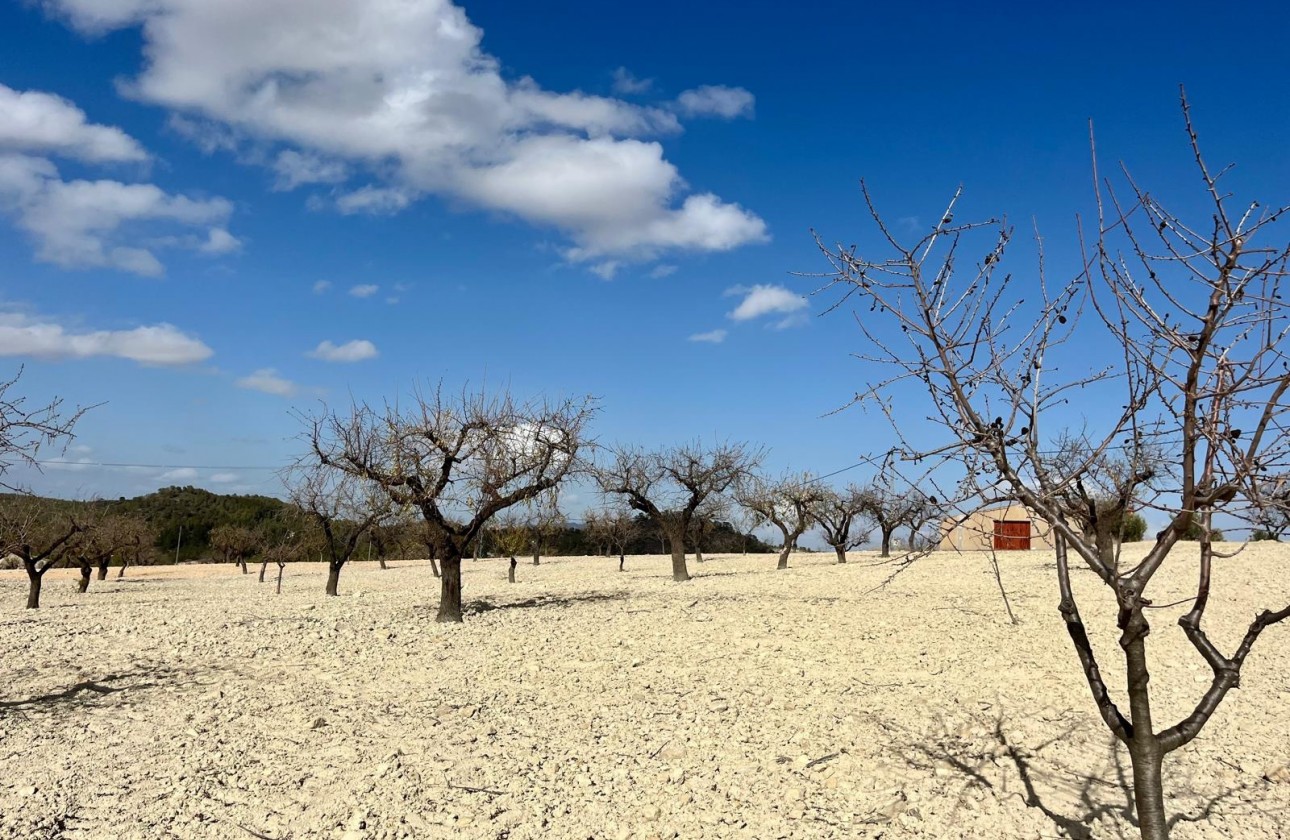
[{"x1": 1, "y1": 544, "x2": 1289, "y2": 839}]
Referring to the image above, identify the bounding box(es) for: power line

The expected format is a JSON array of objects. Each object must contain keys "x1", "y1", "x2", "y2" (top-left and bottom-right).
[{"x1": 35, "y1": 460, "x2": 284, "y2": 471}]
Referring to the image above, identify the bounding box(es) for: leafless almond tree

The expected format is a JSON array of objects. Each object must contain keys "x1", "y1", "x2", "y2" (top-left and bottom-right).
[
  {"x1": 734, "y1": 472, "x2": 823, "y2": 569},
  {"x1": 0, "y1": 367, "x2": 90, "y2": 492},
  {"x1": 584, "y1": 505, "x2": 640, "y2": 571},
  {"x1": 809, "y1": 484, "x2": 871, "y2": 564},
  {"x1": 810, "y1": 90, "x2": 1290, "y2": 838},
  {"x1": 855, "y1": 477, "x2": 927, "y2": 558},
  {"x1": 0, "y1": 497, "x2": 80, "y2": 608},
  {"x1": 284, "y1": 459, "x2": 393, "y2": 596},
  {"x1": 303, "y1": 385, "x2": 596, "y2": 622},
  {"x1": 595, "y1": 440, "x2": 763, "y2": 581},
  {"x1": 209, "y1": 524, "x2": 259, "y2": 574}
]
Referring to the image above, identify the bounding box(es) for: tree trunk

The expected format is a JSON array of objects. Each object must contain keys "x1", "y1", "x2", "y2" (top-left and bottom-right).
[
  {"x1": 508, "y1": 557, "x2": 517, "y2": 583},
  {"x1": 325, "y1": 564, "x2": 341, "y2": 596},
  {"x1": 429, "y1": 556, "x2": 441, "y2": 578},
  {"x1": 259, "y1": 560, "x2": 268, "y2": 583},
  {"x1": 668, "y1": 531, "x2": 690, "y2": 582},
  {"x1": 25, "y1": 568, "x2": 42, "y2": 609},
  {"x1": 78, "y1": 564, "x2": 91, "y2": 593},
  {"x1": 880, "y1": 527, "x2": 894, "y2": 558},
  {"x1": 276, "y1": 563, "x2": 285, "y2": 594},
  {"x1": 695, "y1": 546, "x2": 704, "y2": 563},
  {"x1": 532, "y1": 549, "x2": 540, "y2": 566},
  {"x1": 437, "y1": 553, "x2": 464, "y2": 622},
  {"x1": 908, "y1": 526, "x2": 919, "y2": 551},
  {"x1": 378, "y1": 557, "x2": 388, "y2": 570},
  {"x1": 618, "y1": 553, "x2": 625, "y2": 572},
  {"x1": 1122, "y1": 608, "x2": 1168, "y2": 839},
  {"x1": 97, "y1": 557, "x2": 109, "y2": 580},
  {"x1": 777, "y1": 545, "x2": 791, "y2": 570},
  {"x1": 117, "y1": 562, "x2": 127, "y2": 578},
  {"x1": 834, "y1": 545, "x2": 847, "y2": 564},
  {"x1": 238, "y1": 558, "x2": 249, "y2": 574}
]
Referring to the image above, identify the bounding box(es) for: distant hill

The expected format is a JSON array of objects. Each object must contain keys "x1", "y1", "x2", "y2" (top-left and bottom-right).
[
  {"x1": 2, "y1": 487, "x2": 775, "y2": 563},
  {"x1": 0, "y1": 486, "x2": 303, "y2": 563}
]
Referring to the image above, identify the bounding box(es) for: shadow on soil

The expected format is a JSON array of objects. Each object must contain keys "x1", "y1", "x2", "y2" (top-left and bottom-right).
[
  {"x1": 0, "y1": 665, "x2": 186, "y2": 713},
  {"x1": 893, "y1": 710, "x2": 1286, "y2": 838},
  {"x1": 464, "y1": 590, "x2": 630, "y2": 615}
]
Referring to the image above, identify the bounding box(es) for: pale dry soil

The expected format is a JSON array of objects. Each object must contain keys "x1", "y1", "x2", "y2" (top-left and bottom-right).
[{"x1": 1, "y1": 545, "x2": 1289, "y2": 840}]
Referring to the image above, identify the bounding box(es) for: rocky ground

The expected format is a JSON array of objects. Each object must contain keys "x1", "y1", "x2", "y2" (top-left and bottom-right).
[{"x1": 1, "y1": 544, "x2": 1288, "y2": 839}]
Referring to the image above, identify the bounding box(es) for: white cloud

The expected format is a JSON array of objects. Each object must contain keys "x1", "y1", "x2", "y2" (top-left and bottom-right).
[
  {"x1": 312, "y1": 280, "x2": 331, "y2": 294},
  {"x1": 159, "y1": 467, "x2": 198, "y2": 481},
  {"x1": 649, "y1": 264, "x2": 677, "y2": 279},
  {"x1": 0, "y1": 311, "x2": 213, "y2": 365},
  {"x1": 0, "y1": 83, "x2": 148, "y2": 162},
  {"x1": 675, "y1": 85, "x2": 755, "y2": 119},
  {"x1": 336, "y1": 186, "x2": 412, "y2": 215},
  {"x1": 772, "y1": 312, "x2": 810, "y2": 330},
  {"x1": 348, "y1": 283, "x2": 378, "y2": 298},
  {"x1": 727, "y1": 284, "x2": 808, "y2": 321},
  {"x1": 611, "y1": 67, "x2": 654, "y2": 96},
  {"x1": 44, "y1": 0, "x2": 765, "y2": 266},
  {"x1": 199, "y1": 227, "x2": 240, "y2": 254},
  {"x1": 308, "y1": 338, "x2": 378, "y2": 362},
  {"x1": 273, "y1": 149, "x2": 348, "y2": 190},
  {"x1": 235, "y1": 368, "x2": 298, "y2": 397},
  {"x1": 209, "y1": 472, "x2": 239, "y2": 483},
  {"x1": 589, "y1": 261, "x2": 619, "y2": 280},
  {"x1": 0, "y1": 151, "x2": 235, "y2": 275},
  {"x1": 688, "y1": 329, "x2": 727, "y2": 344}
]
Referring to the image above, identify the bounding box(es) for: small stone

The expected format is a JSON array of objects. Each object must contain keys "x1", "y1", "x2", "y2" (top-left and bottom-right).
[
  {"x1": 785, "y1": 787, "x2": 804, "y2": 802},
  {"x1": 643, "y1": 805, "x2": 662, "y2": 821}
]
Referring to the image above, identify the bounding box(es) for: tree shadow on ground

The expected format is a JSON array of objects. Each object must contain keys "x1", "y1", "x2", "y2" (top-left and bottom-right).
[
  {"x1": 892, "y1": 709, "x2": 1287, "y2": 838},
  {"x1": 463, "y1": 590, "x2": 629, "y2": 615},
  {"x1": 0, "y1": 665, "x2": 185, "y2": 712}
]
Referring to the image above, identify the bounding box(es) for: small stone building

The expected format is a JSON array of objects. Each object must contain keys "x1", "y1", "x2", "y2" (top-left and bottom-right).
[{"x1": 937, "y1": 503, "x2": 1056, "y2": 551}]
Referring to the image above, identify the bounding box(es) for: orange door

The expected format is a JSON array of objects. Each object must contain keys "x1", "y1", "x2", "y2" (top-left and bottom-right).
[{"x1": 993, "y1": 520, "x2": 1031, "y2": 550}]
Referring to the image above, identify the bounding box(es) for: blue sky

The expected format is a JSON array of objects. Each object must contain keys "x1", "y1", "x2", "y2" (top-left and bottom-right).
[{"x1": 2, "y1": 0, "x2": 1289, "y2": 519}]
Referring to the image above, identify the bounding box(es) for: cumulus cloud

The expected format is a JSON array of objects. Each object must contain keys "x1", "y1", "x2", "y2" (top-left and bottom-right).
[
  {"x1": 611, "y1": 67, "x2": 653, "y2": 96},
  {"x1": 159, "y1": 467, "x2": 198, "y2": 481},
  {"x1": 0, "y1": 311, "x2": 213, "y2": 365},
  {"x1": 0, "y1": 151, "x2": 235, "y2": 275},
  {"x1": 273, "y1": 149, "x2": 348, "y2": 191},
  {"x1": 43, "y1": 0, "x2": 766, "y2": 266},
  {"x1": 649, "y1": 264, "x2": 677, "y2": 279},
  {"x1": 726, "y1": 284, "x2": 808, "y2": 321},
  {"x1": 0, "y1": 83, "x2": 148, "y2": 162},
  {"x1": 348, "y1": 283, "x2": 378, "y2": 298},
  {"x1": 675, "y1": 85, "x2": 755, "y2": 119},
  {"x1": 209, "y1": 472, "x2": 239, "y2": 483},
  {"x1": 235, "y1": 368, "x2": 298, "y2": 397},
  {"x1": 0, "y1": 84, "x2": 238, "y2": 275},
  {"x1": 308, "y1": 338, "x2": 378, "y2": 362},
  {"x1": 688, "y1": 329, "x2": 727, "y2": 344}
]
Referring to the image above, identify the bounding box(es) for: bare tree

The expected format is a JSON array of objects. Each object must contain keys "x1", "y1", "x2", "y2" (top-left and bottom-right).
[
  {"x1": 114, "y1": 515, "x2": 157, "y2": 578},
  {"x1": 209, "y1": 524, "x2": 259, "y2": 574},
  {"x1": 595, "y1": 440, "x2": 762, "y2": 581},
  {"x1": 0, "y1": 367, "x2": 90, "y2": 491},
  {"x1": 735, "y1": 472, "x2": 823, "y2": 569},
  {"x1": 285, "y1": 460, "x2": 392, "y2": 596},
  {"x1": 524, "y1": 491, "x2": 564, "y2": 565},
  {"x1": 584, "y1": 506, "x2": 639, "y2": 571},
  {"x1": 304, "y1": 386, "x2": 596, "y2": 622},
  {"x1": 810, "y1": 484, "x2": 871, "y2": 564},
  {"x1": 688, "y1": 495, "x2": 729, "y2": 563},
  {"x1": 811, "y1": 91, "x2": 1290, "y2": 838},
  {"x1": 0, "y1": 497, "x2": 80, "y2": 608},
  {"x1": 855, "y1": 478, "x2": 924, "y2": 558}
]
